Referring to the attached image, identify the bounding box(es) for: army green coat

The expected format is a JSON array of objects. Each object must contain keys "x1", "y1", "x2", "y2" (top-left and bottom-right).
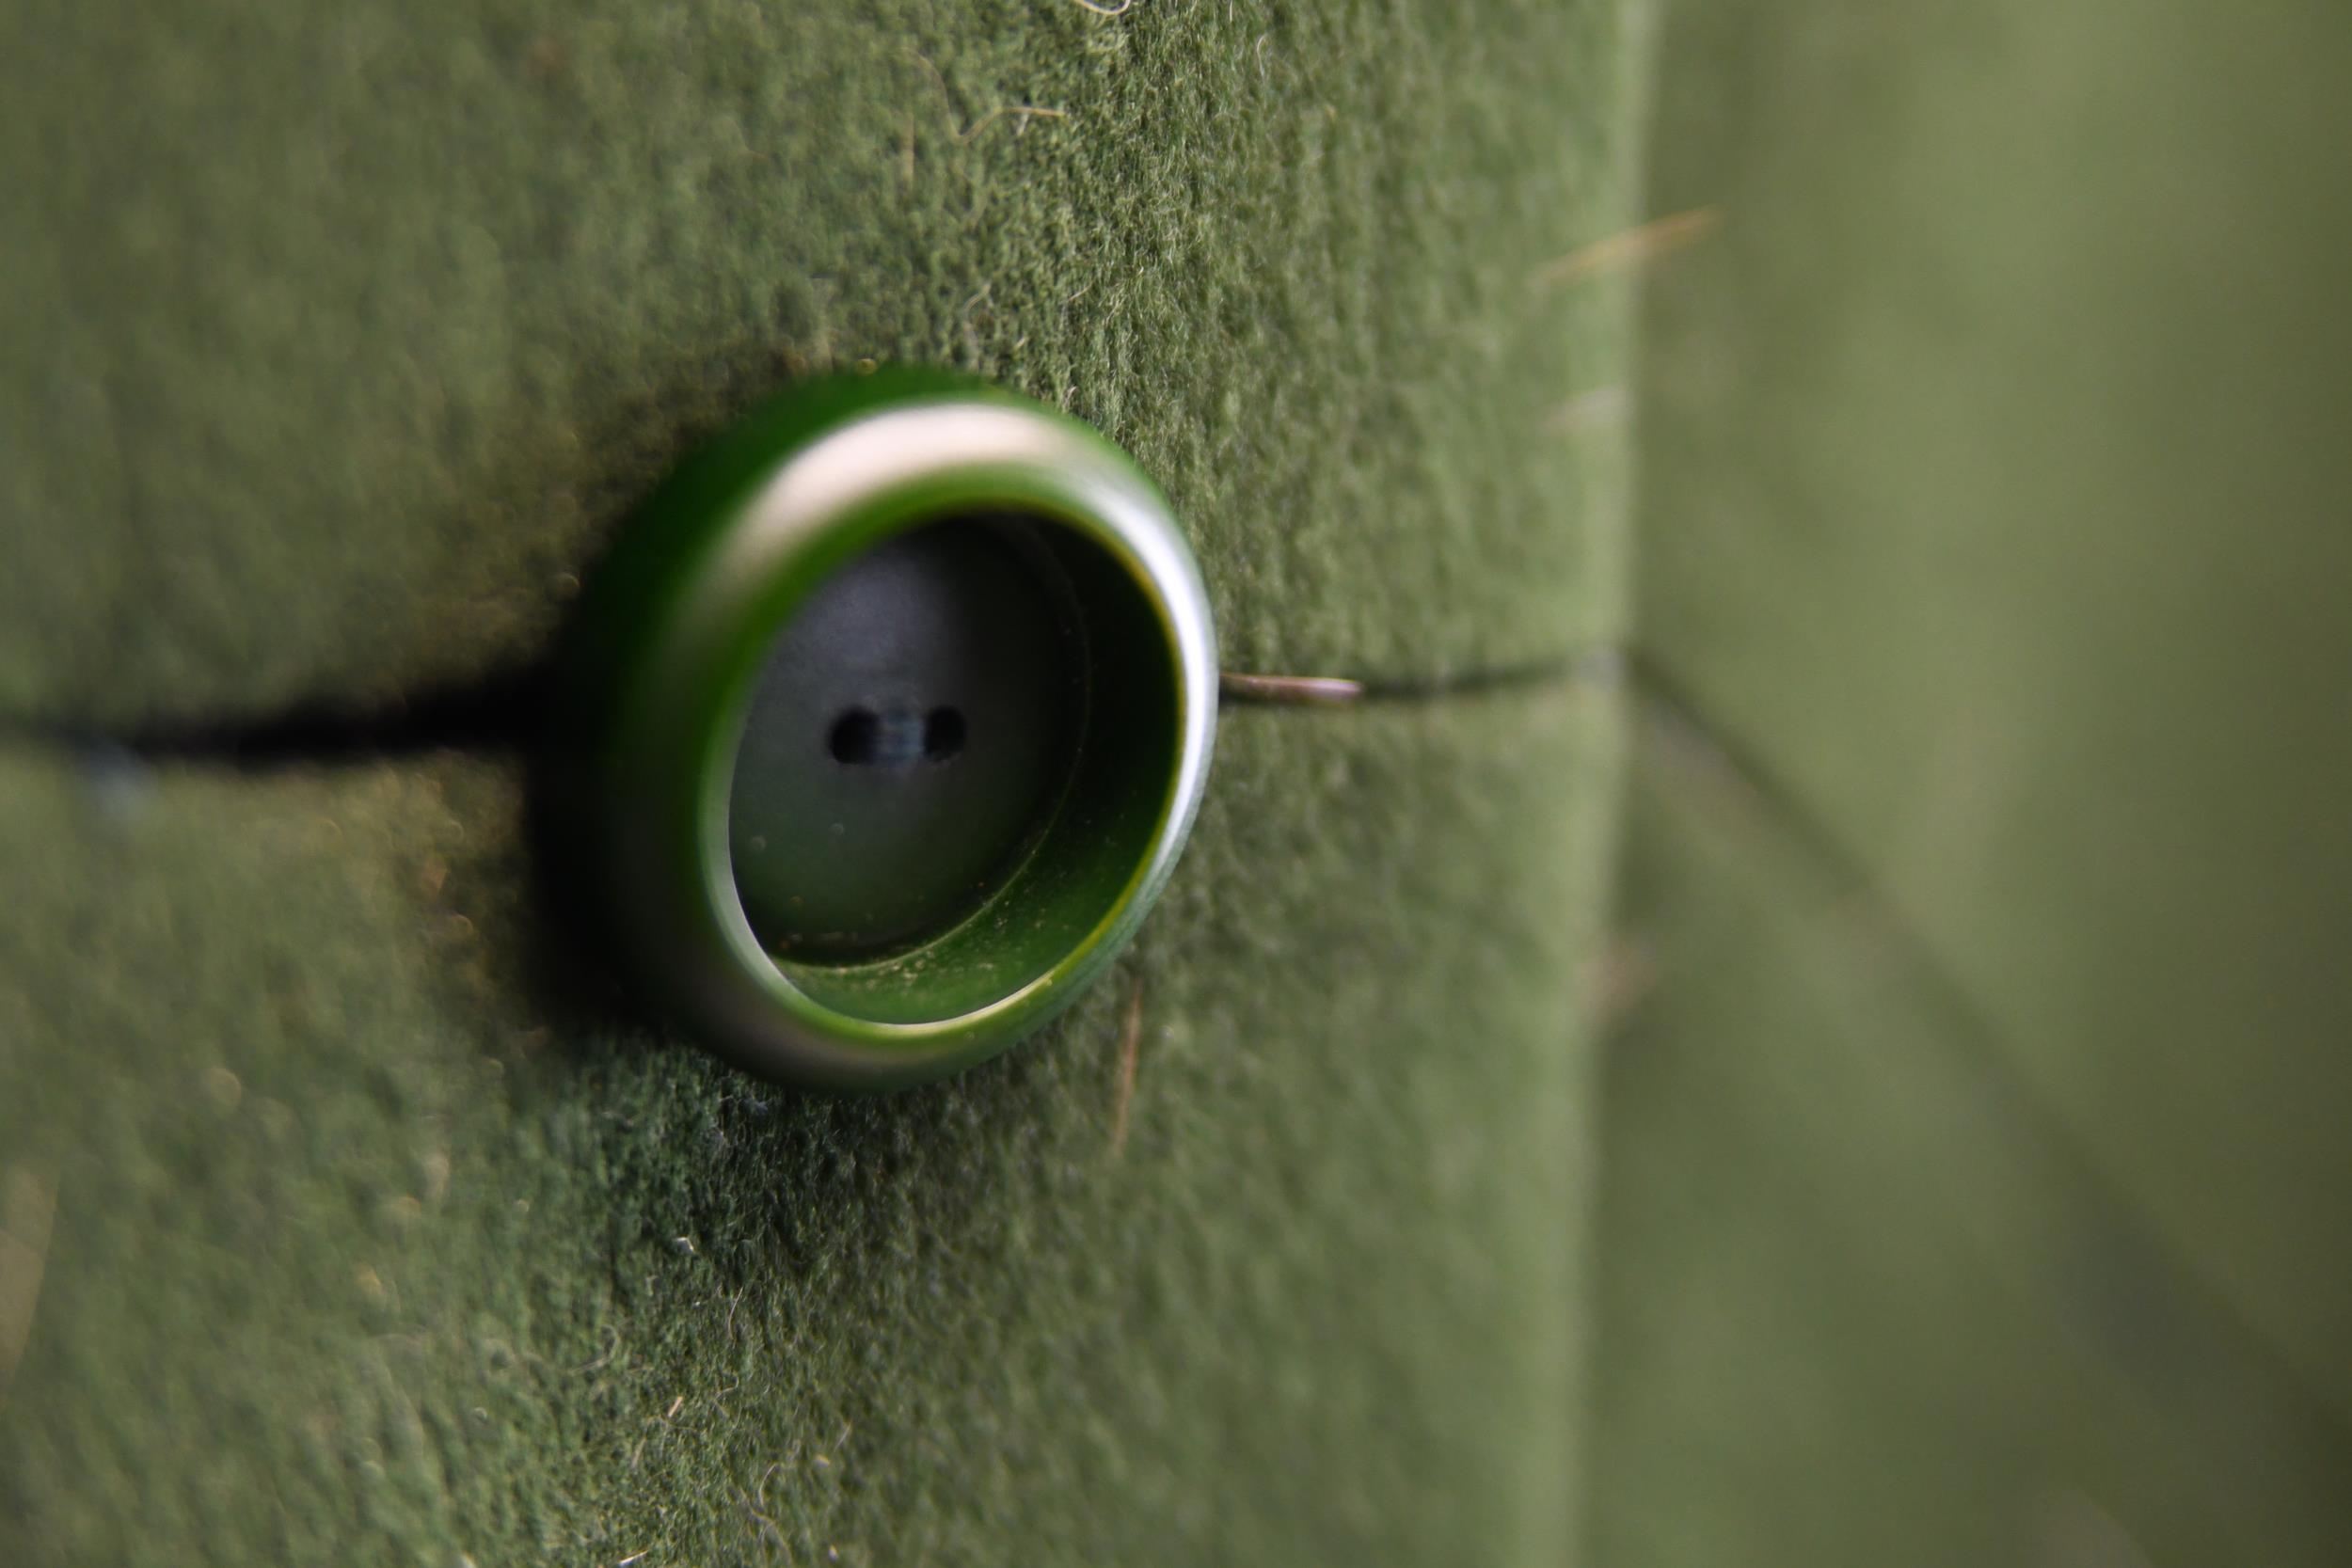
[{"x1": 4, "y1": 1, "x2": 2348, "y2": 1563}]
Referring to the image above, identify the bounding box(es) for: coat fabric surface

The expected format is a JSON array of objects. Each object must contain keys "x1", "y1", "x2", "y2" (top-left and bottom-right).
[
  {"x1": 6, "y1": 0, "x2": 2352, "y2": 1564},
  {"x1": 0, "y1": 3, "x2": 1635, "y2": 1562},
  {"x1": 1601, "y1": 1, "x2": 2352, "y2": 1562}
]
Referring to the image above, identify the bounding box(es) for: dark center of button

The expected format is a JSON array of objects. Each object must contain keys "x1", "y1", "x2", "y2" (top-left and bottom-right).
[{"x1": 728, "y1": 518, "x2": 1081, "y2": 958}]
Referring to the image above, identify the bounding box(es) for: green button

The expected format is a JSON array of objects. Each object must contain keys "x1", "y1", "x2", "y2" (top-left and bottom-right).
[
  {"x1": 728, "y1": 519, "x2": 1080, "y2": 957},
  {"x1": 547, "y1": 368, "x2": 1217, "y2": 1091}
]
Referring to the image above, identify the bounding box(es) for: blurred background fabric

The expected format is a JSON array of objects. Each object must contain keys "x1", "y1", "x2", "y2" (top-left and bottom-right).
[{"x1": 1597, "y1": 0, "x2": 2352, "y2": 1561}]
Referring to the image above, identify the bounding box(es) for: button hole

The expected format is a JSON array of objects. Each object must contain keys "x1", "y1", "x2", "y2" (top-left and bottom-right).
[
  {"x1": 828, "y1": 708, "x2": 882, "y2": 765},
  {"x1": 924, "y1": 707, "x2": 966, "y2": 762}
]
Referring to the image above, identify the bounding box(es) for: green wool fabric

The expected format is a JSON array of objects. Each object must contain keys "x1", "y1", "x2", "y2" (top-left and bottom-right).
[
  {"x1": 0, "y1": 0, "x2": 1642, "y2": 728},
  {"x1": 1596, "y1": 0, "x2": 2352, "y2": 1560},
  {"x1": 0, "y1": 687, "x2": 1621, "y2": 1565},
  {"x1": 1593, "y1": 732, "x2": 2352, "y2": 1567},
  {"x1": 0, "y1": 8, "x2": 1645, "y2": 1560}
]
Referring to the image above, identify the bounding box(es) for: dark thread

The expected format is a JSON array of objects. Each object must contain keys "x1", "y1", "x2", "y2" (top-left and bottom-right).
[{"x1": 827, "y1": 706, "x2": 960, "y2": 768}]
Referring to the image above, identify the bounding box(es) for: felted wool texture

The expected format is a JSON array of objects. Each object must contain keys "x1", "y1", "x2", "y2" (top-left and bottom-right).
[
  {"x1": 0, "y1": 679, "x2": 1621, "y2": 1565},
  {"x1": 1588, "y1": 730, "x2": 2352, "y2": 1568},
  {"x1": 0, "y1": 0, "x2": 1645, "y2": 729},
  {"x1": 1628, "y1": 0, "x2": 2352, "y2": 1418}
]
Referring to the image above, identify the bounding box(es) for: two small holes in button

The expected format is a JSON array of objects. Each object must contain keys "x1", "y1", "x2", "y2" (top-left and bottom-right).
[{"x1": 827, "y1": 706, "x2": 966, "y2": 767}]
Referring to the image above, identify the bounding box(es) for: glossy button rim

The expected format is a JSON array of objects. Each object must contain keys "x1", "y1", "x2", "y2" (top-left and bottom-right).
[{"x1": 551, "y1": 369, "x2": 1217, "y2": 1091}]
